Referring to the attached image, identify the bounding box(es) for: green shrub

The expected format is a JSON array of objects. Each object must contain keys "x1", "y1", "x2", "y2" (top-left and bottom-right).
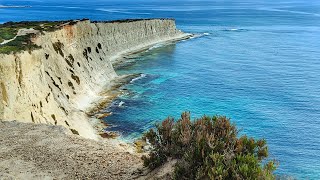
[
  {"x1": 0, "y1": 46, "x2": 20, "y2": 54},
  {"x1": 0, "y1": 20, "x2": 74, "y2": 54},
  {"x1": 0, "y1": 28, "x2": 17, "y2": 40},
  {"x1": 0, "y1": 21, "x2": 65, "y2": 33},
  {"x1": 0, "y1": 34, "x2": 41, "y2": 54},
  {"x1": 142, "y1": 112, "x2": 277, "y2": 180}
]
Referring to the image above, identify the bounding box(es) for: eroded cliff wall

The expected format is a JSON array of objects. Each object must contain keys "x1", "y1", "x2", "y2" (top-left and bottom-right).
[{"x1": 0, "y1": 19, "x2": 187, "y2": 139}]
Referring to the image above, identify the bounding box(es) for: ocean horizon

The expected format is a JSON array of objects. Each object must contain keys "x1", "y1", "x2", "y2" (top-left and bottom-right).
[{"x1": 1, "y1": 0, "x2": 320, "y2": 179}]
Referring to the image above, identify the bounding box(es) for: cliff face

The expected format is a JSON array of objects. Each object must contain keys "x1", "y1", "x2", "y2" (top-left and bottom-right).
[{"x1": 0, "y1": 19, "x2": 187, "y2": 139}]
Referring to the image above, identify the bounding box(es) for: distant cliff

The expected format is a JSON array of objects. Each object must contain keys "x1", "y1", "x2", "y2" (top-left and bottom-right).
[{"x1": 0, "y1": 19, "x2": 190, "y2": 139}]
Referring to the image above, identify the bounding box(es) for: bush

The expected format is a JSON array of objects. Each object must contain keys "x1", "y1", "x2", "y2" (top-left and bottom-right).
[
  {"x1": 0, "y1": 46, "x2": 20, "y2": 54},
  {"x1": 0, "y1": 27, "x2": 17, "y2": 40},
  {"x1": 0, "y1": 33, "x2": 41, "y2": 54},
  {"x1": 142, "y1": 112, "x2": 277, "y2": 179},
  {"x1": 0, "y1": 20, "x2": 69, "y2": 54}
]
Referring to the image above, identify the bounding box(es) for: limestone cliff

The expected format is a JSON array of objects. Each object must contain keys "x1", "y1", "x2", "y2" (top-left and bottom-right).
[{"x1": 0, "y1": 19, "x2": 189, "y2": 139}]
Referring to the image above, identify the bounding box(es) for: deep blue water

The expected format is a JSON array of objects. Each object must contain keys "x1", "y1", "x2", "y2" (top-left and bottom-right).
[{"x1": 1, "y1": 0, "x2": 320, "y2": 179}]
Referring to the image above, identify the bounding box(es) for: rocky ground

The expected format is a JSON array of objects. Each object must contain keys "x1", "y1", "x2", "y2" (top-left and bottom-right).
[{"x1": 0, "y1": 120, "x2": 147, "y2": 180}]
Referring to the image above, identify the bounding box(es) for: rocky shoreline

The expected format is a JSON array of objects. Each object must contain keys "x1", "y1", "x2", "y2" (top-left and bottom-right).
[{"x1": 86, "y1": 34, "x2": 193, "y2": 141}]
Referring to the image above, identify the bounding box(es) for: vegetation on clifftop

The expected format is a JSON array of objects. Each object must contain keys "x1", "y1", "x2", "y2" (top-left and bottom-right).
[
  {"x1": 0, "y1": 20, "x2": 74, "y2": 54},
  {"x1": 0, "y1": 34, "x2": 41, "y2": 54},
  {"x1": 0, "y1": 21, "x2": 62, "y2": 43},
  {"x1": 0, "y1": 18, "x2": 174, "y2": 54},
  {"x1": 142, "y1": 112, "x2": 277, "y2": 179},
  {"x1": 0, "y1": 27, "x2": 17, "y2": 43},
  {"x1": 0, "y1": 20, "x2": 70, "y2": 34}
]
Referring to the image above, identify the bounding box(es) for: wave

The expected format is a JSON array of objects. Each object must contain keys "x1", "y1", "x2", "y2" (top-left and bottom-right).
[
  {"x1": 0, "y1": 5, "x2": 31, "y2": 8},
  {"x1": 145, "y1": 43, "x2": 166, "y2": 52},
  {"x1": 38, "y1": 5, "x2": 81, "y2": 9},
  {"x1": 191, "y1": 32, "x2": 210, "y2": 39},
  {"x1": 144, "y1": 6, "x2": 224, "y2": 12},
  {"x1": 222, "y1": 28, "x2": 248, "y2": 32},
  {"x1": 96, "y1": 8, "x2": 152, "y2": 15},
  {"x1": 65, "y1": 6, "x2": 81, "y2": 9},
  {"x1": 148, "y1": 43, "x2": 165, "y2": 50},
  {"x1": 118, "y1": 101, "x2": 125, "y2": 107},
  {"x1": 258, "y1": 8, "x2": 320, "y2": 17},
  {"x1": 130, "y1": 73, "x2": 147, "y2": 83}
]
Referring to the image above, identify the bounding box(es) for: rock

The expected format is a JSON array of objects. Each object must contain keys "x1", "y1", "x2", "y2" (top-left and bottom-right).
[
  {"x1": 99, "y1": 131, "x2": 119, "y2": 139},
  {"x1": 134, "y1": 139, "x2": 148, "y2": 153},
  {"x1": 95, "y1": 112, "x2": 112, "y2": 119}
]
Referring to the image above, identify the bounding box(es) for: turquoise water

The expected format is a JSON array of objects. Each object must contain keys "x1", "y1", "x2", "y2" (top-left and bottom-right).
[{"x1": 1, "y1": 0, "x2": 320, "y2": 178}]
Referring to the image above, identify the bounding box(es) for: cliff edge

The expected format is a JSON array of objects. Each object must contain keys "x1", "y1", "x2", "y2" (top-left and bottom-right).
[{"x1": 0, "y1": 19, "x2": 190, "y2": 140}]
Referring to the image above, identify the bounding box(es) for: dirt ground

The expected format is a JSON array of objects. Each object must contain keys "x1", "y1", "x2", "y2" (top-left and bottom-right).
[{"x1": 0, "y1": 120, "x2": 145, "y2": 180}]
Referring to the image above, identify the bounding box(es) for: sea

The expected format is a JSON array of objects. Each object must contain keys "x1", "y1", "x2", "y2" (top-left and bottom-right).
[{"x1": 1, "y1": 0, "x2": 320, "y2": 179}]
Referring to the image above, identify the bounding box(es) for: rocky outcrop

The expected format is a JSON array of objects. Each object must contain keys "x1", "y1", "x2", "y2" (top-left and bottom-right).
[{"x1": 0, "y1": 19, "x2": 189, "y2": 139}]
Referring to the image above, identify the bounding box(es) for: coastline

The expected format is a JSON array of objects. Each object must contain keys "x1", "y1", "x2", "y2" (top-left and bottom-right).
[
  {"x1": 0, "y1": 18, "x2": 192, "y2": 142},
  {"x1": 85, "y1": 33, "x2": 194, "y2": 142}
]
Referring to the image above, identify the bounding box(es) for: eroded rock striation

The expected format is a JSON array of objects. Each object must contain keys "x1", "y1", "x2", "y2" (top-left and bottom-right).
[{"x1": 0, "y1": 19, "x2": 189, "y2": 139}]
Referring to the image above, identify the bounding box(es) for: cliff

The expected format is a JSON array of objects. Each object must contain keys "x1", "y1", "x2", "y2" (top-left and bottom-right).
[{"x1": 0, "y1": 19, "x2": 190, "y2": 140}]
